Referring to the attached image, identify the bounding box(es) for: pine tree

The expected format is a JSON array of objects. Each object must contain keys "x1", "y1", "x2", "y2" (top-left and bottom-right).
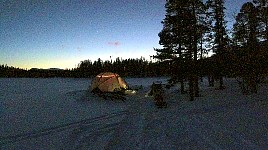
[
  {"x1": 207, "y1": 0, "x2": 228, "y2": 89},
  {"x1": 233, "y1": 2, "x2": 260, "y2": 93},
  {"x1": 156, "y1": 0, "x2": 207, "y2": 100},
  {"x1": 253, "y1": 0, "x2": 268, "y2": 41},
  {"x1": 155, "y1": 0, "x2": 189, "y2": 94}
]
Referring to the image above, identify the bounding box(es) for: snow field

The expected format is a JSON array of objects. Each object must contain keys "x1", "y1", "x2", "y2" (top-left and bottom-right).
[{"x1": 1, "y1": 77, "x2": 268, "y2": 149}]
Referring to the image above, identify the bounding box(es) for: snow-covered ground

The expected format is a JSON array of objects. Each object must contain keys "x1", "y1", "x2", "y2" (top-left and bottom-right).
[{"x1": 1, "y1": 77, "x2": 268, "y2": 149}]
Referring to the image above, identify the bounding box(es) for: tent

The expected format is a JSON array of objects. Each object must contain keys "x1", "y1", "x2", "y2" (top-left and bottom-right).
[{"x1": 91, "y1": 72, "x2": 129, "y2": 93}]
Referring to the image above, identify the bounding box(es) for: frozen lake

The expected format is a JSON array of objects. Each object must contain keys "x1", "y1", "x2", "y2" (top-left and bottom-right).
[{"x1": 1, "y1": 77, "x2": 268, "y2": 149}]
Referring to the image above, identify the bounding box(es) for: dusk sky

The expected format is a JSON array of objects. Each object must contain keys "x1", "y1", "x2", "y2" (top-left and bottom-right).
[{"x1": 1, "y1": 0, "x2": 250, "y2": 69}]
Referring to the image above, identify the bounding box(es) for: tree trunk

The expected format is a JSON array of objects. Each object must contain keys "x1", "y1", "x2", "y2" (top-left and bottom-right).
[
  {"x1": 219, "y1": 76, "x2": 224, "y2": 89},
  {"x1": 180, "y1": 79, "x2": 186, "y2": 94},
  {"x1": 211, "y1": 75, "x2": 215, "y2": 86},
  {"x1": 194, "y1": 75, "x2": 199, "y2": 97},
  {"x1": 189, "y1": 76, "x2": 194, "y2": 101},
  {"x1": 192, "y1": 1, "x2": 199, "y2": 98},
  {"x1": 249, "y1": 76, "x2": 258, "y2": 93},
  {"x1": 208, "y1": 75, "x2": 215, "y2": 87}
]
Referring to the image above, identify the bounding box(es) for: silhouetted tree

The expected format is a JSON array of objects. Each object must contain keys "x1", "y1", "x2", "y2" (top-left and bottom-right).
[
  {"x1": 233, "y1": 2, "x2": 262, "y2": 93},
  {"x1": 155, "y1": 0, "x2": 207, "y2": 100},
  {"x1": 207, "y1": 0, "x2": 229, "y2": 89},
  {"x1": 253, "y1": 0, "x2": 268, "y2": 41}
]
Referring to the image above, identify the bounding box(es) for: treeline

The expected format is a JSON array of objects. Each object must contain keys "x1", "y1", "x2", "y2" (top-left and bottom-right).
[
  {"x1": 76, "y1": 57, "x2": 168, "y2": 77},
  {"x1": 0, "y1": 57, "x2": 170, "y2": 78},
  {"x1": 0, "y1": 65, "x2": 29, "y2": 77},
  {"x1": 0, "y1": 65, "x2": 75, "y2": 78},
  {"x1": 155, "y1": 0, "x2": 268, "y2": 100}
]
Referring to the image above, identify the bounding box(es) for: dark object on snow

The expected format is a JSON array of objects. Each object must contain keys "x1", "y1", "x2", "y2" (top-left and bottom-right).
[
  {"x1": 154, "y1": 93, "x2": 167, "y2": 108},
  {"x1": 148, "y1": 82, "x2": 164, "y2": 96},
  {"x1": 91, "y1": 87, "x2": 126, "y2": 101},
  {"x1": 150, "y1": 82, "x2": 167, "y2": 108}
]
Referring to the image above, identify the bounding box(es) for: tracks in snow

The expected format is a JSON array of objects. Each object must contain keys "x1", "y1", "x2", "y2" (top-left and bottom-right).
[{"x1": 0, "y1": 110, "x2": 129, "y2": 147}]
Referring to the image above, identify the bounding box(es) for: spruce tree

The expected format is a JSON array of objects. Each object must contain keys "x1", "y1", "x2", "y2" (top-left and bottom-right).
[
  {"x1": 207, "y1": 0, "x2": 228, "y2": 89},
  {"x1": 156, "y1": 0, "x2": 207, "y2": 100},
  {"x1": 233, "y1": 2, "x2": 260, "y2": 93},
  {"x1": 253, "y1": 0, "x2": 268, "y2": 41}
]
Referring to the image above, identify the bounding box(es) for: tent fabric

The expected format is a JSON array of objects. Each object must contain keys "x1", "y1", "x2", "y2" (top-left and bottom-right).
[{"x1": 91, "y1": 72, "x2": 128, "y2": 92}]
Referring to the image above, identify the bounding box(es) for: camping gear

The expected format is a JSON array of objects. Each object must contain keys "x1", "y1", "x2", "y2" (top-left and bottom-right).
[
  {"x1": 91, "y1": 72, "x2": 129, "y2": 93},
  {"x1": 148, "y1": 82, "x2": 167, "y2": 108},
  {"x1": 154, "y1": 93, "x2": 167, "y2": 108},
  {"x1": 124, "y1": 89, "x2": 137, "y2": 95}
]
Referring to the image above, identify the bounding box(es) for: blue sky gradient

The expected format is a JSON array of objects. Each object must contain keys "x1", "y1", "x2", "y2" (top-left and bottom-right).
[{"x1": 1, "y1": 0, "x2": 250, "y2": 69}]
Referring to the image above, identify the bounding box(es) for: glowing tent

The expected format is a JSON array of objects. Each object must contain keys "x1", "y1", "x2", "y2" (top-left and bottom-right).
[{"x1": 91, "y1": 72, "x2": 129, "y2": 93}]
